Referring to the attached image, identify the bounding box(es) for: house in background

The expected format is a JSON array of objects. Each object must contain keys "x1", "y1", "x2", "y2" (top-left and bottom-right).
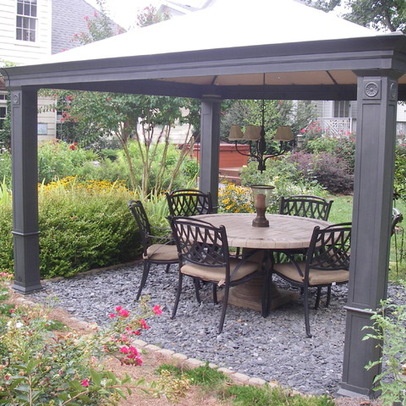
[
  {"x1": 0, "y1": 0, "x2": 121, "y2": 141},
  {"x1": 312, "y1": 100, "x2": 406, "y2": 141}
]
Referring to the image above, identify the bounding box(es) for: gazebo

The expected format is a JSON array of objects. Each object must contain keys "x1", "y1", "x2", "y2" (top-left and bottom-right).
[{"x1": 2, "y1": 0, "x2": 406, "y2": 398}]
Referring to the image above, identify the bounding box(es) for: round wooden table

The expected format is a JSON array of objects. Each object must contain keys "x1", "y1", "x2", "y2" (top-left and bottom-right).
[{"x1": 193, "y1": 213, "x2": 331, "y2": 314}]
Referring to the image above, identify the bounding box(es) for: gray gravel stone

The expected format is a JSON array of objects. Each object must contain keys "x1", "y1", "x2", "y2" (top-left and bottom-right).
[{"x1": 30, "y1": 263, "x2": 405, "y2": 397}]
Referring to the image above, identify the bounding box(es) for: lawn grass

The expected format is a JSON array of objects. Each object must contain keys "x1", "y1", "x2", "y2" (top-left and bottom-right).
[
  {"x1": 327, "y1": 194, "x2": 406, "y2": 281},
  {"x1": 156, "y1": 363, "x2": 335, "y2": 406}
]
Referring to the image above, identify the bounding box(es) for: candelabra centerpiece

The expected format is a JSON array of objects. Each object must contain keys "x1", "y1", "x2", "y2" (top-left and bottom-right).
[{"x1": 251, "y1": 185, "x2": 275, "y2": 227}]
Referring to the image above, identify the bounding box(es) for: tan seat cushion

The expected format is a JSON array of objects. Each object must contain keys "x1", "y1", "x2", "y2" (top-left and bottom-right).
[
  {"x1": 146, "y1": 244, "x2": 178, "y2": 261},
  {"x1": 273, "y1": 262, "x2": 349, "y2": 286},
  {"x1": 181, "y1": 258, "x2": 259, "y2": 283}
]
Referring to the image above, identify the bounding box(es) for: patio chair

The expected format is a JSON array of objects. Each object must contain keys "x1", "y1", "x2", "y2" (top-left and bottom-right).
[
  {"x1": 279, "y1": 195, "x2": 333, "y2": 221},
  {"x1": 128, "y1": 200, "x2": 178, "y2": 300},
  {"x1": 391, "y1": 207, "x2": 403, "y2": 236},
  {"x1": 166, "y1": 189, "x2": 214, "y2": 217},
  {"x1": 272, "y1": 222, "x2": 351, "y2": 337},
  {"x1": 391, "y1": 207, "x2": 404, "y2": 275},
  {"x1": 169, "y1": 216, "x2": 264, "y2": 334}
]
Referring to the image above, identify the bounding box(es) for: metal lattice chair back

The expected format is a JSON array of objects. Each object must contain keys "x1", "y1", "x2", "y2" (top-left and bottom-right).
[
  {"x1": 169, "y1": 216, "x2": 262, "y2": 333},
  {"x1": 128, "y1": 200, "x2": 152, "y2": 251},
  {"x1": 166, "y1": 189, "x2": 213, "y2": 217},
  {"x1": 171, "y1": 217, "x2": 228, "y2": 268},
  {"x1": 391, "y1": 207, "x2": 404, "y2": 275},
  {"x1": 391, "y1": 207, "x2": 403, "y2": 236},
  {"x1": 272, "y1": 222, "x2": 351, "y2": 337},
  {"x1": 128, "y1": 200, "x2": 178, "y2": 300},
  {"x1": 307, "y1": 223, "x2": 352, "y2": 272},
  {"x1": 279, "y1": 195, "x2": 334, "y2": 221}
]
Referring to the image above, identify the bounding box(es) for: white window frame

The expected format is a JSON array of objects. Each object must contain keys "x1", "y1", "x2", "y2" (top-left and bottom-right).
[
  {"x1": 16, "y1": 0, "x2": 38, "y2": 42},
  {"x1": 0, "y1": 93, "x2": 7, "y2": 129}
]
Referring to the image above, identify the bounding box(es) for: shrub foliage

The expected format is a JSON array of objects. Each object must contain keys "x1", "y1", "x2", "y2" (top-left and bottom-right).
[{"x1": 0, "y1": 178, "x2": 145, "y2": 278}]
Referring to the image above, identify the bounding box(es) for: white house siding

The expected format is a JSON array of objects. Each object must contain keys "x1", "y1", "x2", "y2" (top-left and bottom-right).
[
  {"x1": 0, "y1": 0, "x2": 51, "y2": 65},
  {"x1": 38, "y1": 95, "x2": 56, "y2": 142},
  {"x1": 1, "y1": 0, "x2": 109, "y2": 141}
]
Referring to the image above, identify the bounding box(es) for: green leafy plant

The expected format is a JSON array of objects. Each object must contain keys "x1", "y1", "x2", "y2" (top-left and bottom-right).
[
  {"x1": 363, "y1": 289, "x2": 406, "y2": 405},
  {"x1": 0, "y1": 285, "x2": 162, "y2": 405},
  {"x1": 37, "y1": 177, "x2": 138, "y2": 278},
  {"x1": 394, "y1": 145, "x2": 406, "y2": 201},
  {"x1": 38, "y1": 141, "x2": 99, "y2": 184}
]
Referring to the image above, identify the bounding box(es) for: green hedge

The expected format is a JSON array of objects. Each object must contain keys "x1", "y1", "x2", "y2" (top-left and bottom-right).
[{"x1": 0, "y1": 178, "x2": 145, "y2": 278}]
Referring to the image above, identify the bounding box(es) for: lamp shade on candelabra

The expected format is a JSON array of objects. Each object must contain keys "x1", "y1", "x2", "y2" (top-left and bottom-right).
[
  {"x1": 228, "y1": 125, "x2": 244, "y2": 140},
  {"x1": 274, "y1": 126, "x2": 294, "y2": 141},
  {"x1": 244, "y1": 125, "x2": 262, "y2": 140}
]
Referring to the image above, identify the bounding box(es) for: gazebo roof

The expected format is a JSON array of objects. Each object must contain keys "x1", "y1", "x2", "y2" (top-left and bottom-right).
[{"x1": 4, "y1": 0, "x2": 406, "y2": 101}]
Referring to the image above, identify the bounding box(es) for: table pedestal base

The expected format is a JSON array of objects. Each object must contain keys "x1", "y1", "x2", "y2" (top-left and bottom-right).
[{"x1": 222, "y1": 276, "x2": 298, "y2": 313}]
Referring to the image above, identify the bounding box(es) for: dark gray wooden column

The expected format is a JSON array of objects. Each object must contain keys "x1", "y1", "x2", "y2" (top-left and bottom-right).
[
  {"x1": 339, "y1": 74, "x2": 398, "y2": 397},
  {"x1": 199, "y1": 95, "x2": 221, "y2": 209},
  {"x1": 11, "y1": 88, "x2": 42, "y2": 293}
]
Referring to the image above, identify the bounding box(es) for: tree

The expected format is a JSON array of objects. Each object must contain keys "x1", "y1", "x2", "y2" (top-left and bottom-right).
[
  {"x1": 343, "y1": 0, "x2": 406, "y2": 33},
  {"x1": 220, "y1": 99, "x2": 316, "y2": 150},
  {"x1": 48, "y1": 1, "x2": 198, "y2": 195},
  {"x1": 303, "y1": 0, "x2": 406, "y2": 33},
  {"x1": 301, "y1": 0, "x2": 342, "y2": 12}
]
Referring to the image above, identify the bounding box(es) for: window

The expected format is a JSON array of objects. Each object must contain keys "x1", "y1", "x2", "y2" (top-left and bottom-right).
[
  {"x1": 0, "y1": 107, "x2": 6, "y2": 129},
  {"x1": 37, "y1": 123, "x2": 48, "y2": 135},
  {"x1": 16, "y1": 0, "x2": 37, "y2": 42},
  {"x1": 0, "y1": 93, "x2": 6, "y2": 130},
  {"x1": 334, "y1": 101, "x2": 350, "y2": 118}
]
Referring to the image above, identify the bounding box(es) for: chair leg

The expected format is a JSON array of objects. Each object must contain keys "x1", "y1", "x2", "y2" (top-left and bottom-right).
[
  {"x1": 218, "y1": 285, "x2": 229, "y2": 334},
  {"x1": 171, "y1": 272, "x2": 183, "y2": 319},
  {"x1": 165, "y1": 263, "x2": 171, "y2": 273},
  {"x1": 193, "y1": 278, "x2": 202, "y2": 303},
  {"x1": 303, "y1": 286, "x2": 312, "y2": 338},
  {"x1": 136, "y1": 261, "x2": 151, "y2": 301},
  {"x1": 315, "y1": 287, "x2": 322, "y2": 309},
  {"x1": 326, "y1": 285, "x2": 332, "y2": 307},
  {"x1": 212, "y1": 283, "x2": 218, "y2": 304}
]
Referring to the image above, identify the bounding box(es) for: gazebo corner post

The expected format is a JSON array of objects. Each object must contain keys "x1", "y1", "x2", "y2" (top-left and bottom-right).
[
  {"x1": 10, "y1": 88, "x2": 42, "y2": 294},
  {"x1": 339, "y1": 73, "x2": 399, "y2": 398},
  {"x1": 198, "y1": 95, "x2": 221, "y2": 210}
]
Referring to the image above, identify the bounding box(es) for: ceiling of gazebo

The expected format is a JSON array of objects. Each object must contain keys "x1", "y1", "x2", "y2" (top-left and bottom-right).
[{"x1": 3, "y1": 0, "x2": 406, "y2": 100}]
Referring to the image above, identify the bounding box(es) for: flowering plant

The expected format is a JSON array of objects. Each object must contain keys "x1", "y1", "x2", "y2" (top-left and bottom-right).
[
  {"x1": 218, "y1": 183, "x2": 254, "y2": 213},
  {"x1": 0, "y1": 283, "x2": 161, "y2": 405}
]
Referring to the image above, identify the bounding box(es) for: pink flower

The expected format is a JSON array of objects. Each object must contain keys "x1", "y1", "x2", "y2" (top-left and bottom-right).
[
  {"x1": 108, "y1": 313, "x2": 116, "y2": 318},
  {"x1": 119, "y1": 346, "x2": 129, "y2": 354},
  {"x1": 81, "y1": 378, "x2": 90, "y2": 387},
  {"x1": 152, "y1": 305, "x2": 163, "y2": 315},
  {"x1": 140, "y1": 319, "x2": 150, "y2": 330},
  {"x1": 127, "y1": 346, "x2": 139, "y2": 357},
  {"x1": 118, "y1": 308, "x2": 130, "y2": 318},
  {"x1": 115, "y1": 306, "x2": 123, "y2": 312}
]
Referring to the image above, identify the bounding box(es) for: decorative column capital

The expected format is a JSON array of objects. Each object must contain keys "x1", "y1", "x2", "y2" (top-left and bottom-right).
[{"x1": 363, "y1": 79, "x2": 381, "y2": 100}]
